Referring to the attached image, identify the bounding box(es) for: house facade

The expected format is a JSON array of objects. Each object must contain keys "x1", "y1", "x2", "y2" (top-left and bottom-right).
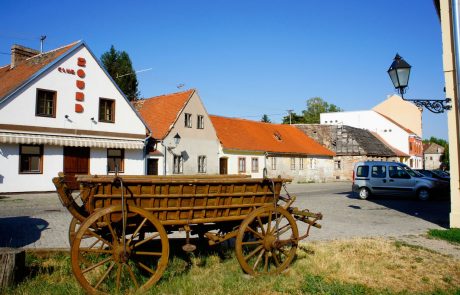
[
  {"x1": 210, "y1": 116, "x2": 335, "y2": 182},
  {"x1": 320, "y1": 96, "x2": 423, "y2": 169},
  {"x1": 0, "y1": 41, "x2": 149, "y2": 192},
  {"x1": 423, "y1": 142, "x2": 445, "y2": 170},
  {"x1": 135, "y1": 89, "x2": 221, "y2": 176},
  {"x1": 296, "y1": 124, "x2": 408, "y2": 180}
]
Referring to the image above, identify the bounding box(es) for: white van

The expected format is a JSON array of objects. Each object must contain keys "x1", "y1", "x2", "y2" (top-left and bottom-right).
[{"x1": 352, "y1": 161, "x2": 439, "y2": 201}]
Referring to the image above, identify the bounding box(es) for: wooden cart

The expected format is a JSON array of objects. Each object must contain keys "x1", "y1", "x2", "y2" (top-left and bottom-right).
[{"x1": 53, "y1": 173, "x2": 322, "y2": 294}]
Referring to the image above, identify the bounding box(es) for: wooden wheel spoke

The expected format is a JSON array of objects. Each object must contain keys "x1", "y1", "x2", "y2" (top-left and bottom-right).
[
  {"x1": 82, "y1": 256, "x2": 112, "y2": 274},
  {"x1": 85, "y1": 229, "x2": 113, "y2": 248},
  {"x1": 246, "y1": 226, "x2": 264, "y2": 240},
  {"x1": 244, "y1": 244, "x2": 264, "y2": 261},
  {"x1": 273, "y1": 223, "x2": 292, "y2": 237},
  {"x1": 94, "y1": 261, "x2": 115, "y2": 289},
  {"x1": 241, "y1": 240, "x2": 263, "y2": 246},
  {"x1": 266, "y1": 210, "x2": 272, "y2": 234},
  {"x1": 106, "y1": 220, "x2": 119, "y2": 243},
  {"x1": 132, "y1": 251, "x2": 163, "y2": 256},
  {"x1": 270, "y1": 215, "x2": 284, "y2": 235},
  {"x1": 253, "y1": 249, "x2": 265, "y2": 270},
  {"x1": 133, "y1": 232, "x2": 160, "y2": 248},
  {"x1": 137, "y1": 261, "x2": 156, "y2": 275},
  {"x1": 256, "y1": 216, "x2": 265, "y2": 235},
  {"x1": 263, "y1": 251, "x2": 269, "y2": 272},
  {"x1": 116, "y1": 264, "x2": 122, "y2": 289},
  {"x1": 126, "y1": 264, "x2": 139, "y2": 289},
  {"x1": 128, "y1": 217, "x2": 148, "y2": 245},
  {"x1": 273, "y1": 251, "x2": 281, "y2": 266},
  {"x1": 79, "y1": 247, "x2": 113, "y2": 254}
]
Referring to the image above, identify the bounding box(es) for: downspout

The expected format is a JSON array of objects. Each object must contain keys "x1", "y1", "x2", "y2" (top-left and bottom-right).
[{"x1": 143, "y1": 133, "x2": 152, "y2": 175}]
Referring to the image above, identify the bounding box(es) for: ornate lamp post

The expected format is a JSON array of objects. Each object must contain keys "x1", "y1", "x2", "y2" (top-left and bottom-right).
[{"x1": 387, "y1": 54, "x2": 451, "y2": 113}]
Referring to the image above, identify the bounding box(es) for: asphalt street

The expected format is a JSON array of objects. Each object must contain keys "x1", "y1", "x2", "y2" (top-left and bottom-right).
[{"x1": 0, "y1": 181, "x2": 450, "y2": 249}]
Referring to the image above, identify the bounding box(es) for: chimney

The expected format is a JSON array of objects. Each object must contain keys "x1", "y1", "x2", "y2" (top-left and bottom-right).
[{"x1": 10, "y1": 44, "x2": 40, "y2": 68}]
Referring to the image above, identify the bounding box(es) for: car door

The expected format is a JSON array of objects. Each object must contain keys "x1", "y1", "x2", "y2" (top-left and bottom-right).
[
  {"x1": 387, "y1": 165, "x2": 416, "y2": 196},
  {"x1": 368, "y1": 164, "x2": 390, "y2": 195}
]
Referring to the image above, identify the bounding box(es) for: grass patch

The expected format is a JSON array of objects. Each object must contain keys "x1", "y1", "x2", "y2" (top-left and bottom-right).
[
  {"x1": 428, "y1": 228, "x2": 460, "y2": 244},
  {"x1": 5, "y1": 238, "x2": 460, "y2": 294}
]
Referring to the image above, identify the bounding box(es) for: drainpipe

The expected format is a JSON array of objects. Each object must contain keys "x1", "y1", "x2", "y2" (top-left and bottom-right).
[{"x1": 143, "y1": 133, "x2": 152, "y2": 175}]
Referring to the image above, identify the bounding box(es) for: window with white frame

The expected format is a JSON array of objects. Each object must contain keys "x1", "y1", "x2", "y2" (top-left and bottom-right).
[
  {"x1": 271, "y1": 157, "x2": 277, "y2": 170},
  {"x1": 251, "y1": 158, "x2": 259, "y2": 172},
  {"x1": 36, "y1": 89, "x2": 56, "y2": 117},
  {"x1": 299, "y1": 158, "x2": 304, "y2": 170},
  {"x1": 310, "y1": 158, "x2": 317, "y2": 169},
  {"x1": 197, "y1": 115, "x2": 204, "y2": 129},
  {"x1": 238, "y1": 157, "x2": 246, "y2": 173},
  {"x1": 185, "y1": 113, "x2": 192, "y2": 128},
  {"x1": 290, "y1": 157, "x2": 296, "y2": 170},
  {"x1": 198, "y1": 155, "x2": 207, "y2": 173},
  {"x1": 173, "y1": 155, "x2": 183, "y2": 174}
]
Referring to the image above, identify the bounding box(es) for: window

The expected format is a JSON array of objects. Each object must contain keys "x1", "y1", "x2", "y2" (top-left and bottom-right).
[
  {"x1": 371, "y1": 165, "x2": 386, "y2": 178},
  {"x1": 356, "y1": 165, "x2": 369, "y2": 177},
  {"x1": 198, "y1": 155, "x2": 206, "y2": 173},
  {"x1": 185, "y1": 113, "x2": 192, "y2": 128},
  {"x1": 238, "y1": 157, "x2": 246, "y2": 173},
  {"x1": 290, "y1": 158, "x2": 296, "y2": 170},
  {"x1": 310, "y1": 158, "x2": 317, "y2": 169},
  {"x1": 173, "y1": 155, "x2": 183, "y2": 174},
  {"x1": 388, "y1": 166, "x2": 410, "y2": 179},
  {"x1": 251, "y1": 158, "x2": 259, "y2": 172},
  {"x1": 19, "y1": 145, "x2": 43, "y2": 173},
  {"x1": 197, "y1": 115, "x2": 204, "y2": 129},
  {"x1": 334, "y1": 160, "x2": 341, "y2": 169},
  {"x1": 271, "y1": 157, "x2": 277, "y2": 170},
  {"x1": 36, "y1": 89, "x2": 56, "y2": 117},
  {"x1": 107, "y1": 149, "x2": 124, "y2": 172},
  {"x1": 299, "y1": 158, "x2": 304, "y2": 170},
  {"x1": 99, "y1": 98, "x2": 115, "y2": 122}
]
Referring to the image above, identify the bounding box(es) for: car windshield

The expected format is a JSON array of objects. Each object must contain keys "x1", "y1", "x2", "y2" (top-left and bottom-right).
[
  {"x1": 403, "y1": 166, "x2": 420, "y2": 177},
  {"x1": 432, "y1": 170, "x2": 449, "y2": 178}
]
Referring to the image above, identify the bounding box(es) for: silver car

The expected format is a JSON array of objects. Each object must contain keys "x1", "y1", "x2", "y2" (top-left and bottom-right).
[{"x1": 352, "y1": 161, "x2": 439, "y2": 201}]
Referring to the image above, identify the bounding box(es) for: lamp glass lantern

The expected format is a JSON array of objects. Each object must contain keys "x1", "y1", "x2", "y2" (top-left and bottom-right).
[
  {"x1": 173, "y1": 133, "x2": 181, "y2": 145},
  {"x1": 387, "y1": 54, "x2": 411, "y2": 97}
]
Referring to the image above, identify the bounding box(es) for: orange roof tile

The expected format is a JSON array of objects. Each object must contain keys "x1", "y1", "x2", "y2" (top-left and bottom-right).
[
  {"x1": 0, "y1": 41, "x2": 79, "y2": 101},
  {"x1": 135, "y1": 89, "x2": 195, "y2": 139},
  {"x1": 210, "y1": 115, "x2": 335, "y2": 156}
]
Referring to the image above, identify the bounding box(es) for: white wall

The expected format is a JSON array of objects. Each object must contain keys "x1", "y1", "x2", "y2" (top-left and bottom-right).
[
  {"x1": 223, "y1": 153, "x2": 266, "y2": 178},
  {"x1": 266, "y1": 156, "x2": 334, "y2": 183}
]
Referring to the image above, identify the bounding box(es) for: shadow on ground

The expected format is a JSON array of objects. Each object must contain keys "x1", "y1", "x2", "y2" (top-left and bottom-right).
[
  {"x1": 344, "y1": 191, "x2": 450, "y2": 228},
  {"x1": 0, "y1": 216, "x2": 49, "y2": 247}
]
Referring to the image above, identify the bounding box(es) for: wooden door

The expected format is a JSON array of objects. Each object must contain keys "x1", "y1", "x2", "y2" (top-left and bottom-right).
[
  {"x1": 219, "y1": 158, "x2": 228, "y2": 175},
  {"x1": 147, "y1": 159, "x2": 159, "y2": 175},
  {"x1": 64, "y1": 147, "x2": 90, "y2": 190}
]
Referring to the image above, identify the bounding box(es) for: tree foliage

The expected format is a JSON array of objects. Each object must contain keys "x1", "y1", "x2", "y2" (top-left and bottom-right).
[
  {"x1": 101, "y1": 45, "x2": 140, "y2": 101},
  {"x1": 261, "y1": 114, "x2": 272, "y2": 123},
  {"x1": 282, "y1": 97, "x2": 343, "y2": 124}
]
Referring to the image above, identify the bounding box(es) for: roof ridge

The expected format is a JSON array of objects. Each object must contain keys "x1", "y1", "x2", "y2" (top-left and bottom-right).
[
  {"x1": 24, "y1": 40, "x2": 81, "y2": 62},
  {"x1": 142, "y1": 88, "x2": 195, "y2": 101},
  {"x1": 209, "y1": 114, "x2": 285, "y2": 126}
]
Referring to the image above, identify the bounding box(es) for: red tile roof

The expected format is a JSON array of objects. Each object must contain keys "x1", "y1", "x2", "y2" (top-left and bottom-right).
[
  {"x1": 0, "y1": 41, "x2": 79, "y2": 101},
  {"x1": 134, "y1": 89, "x2": 195, "y2": 139},
  {"x1": 210, "y1": 115, "x2": 335, "y2": 156}
]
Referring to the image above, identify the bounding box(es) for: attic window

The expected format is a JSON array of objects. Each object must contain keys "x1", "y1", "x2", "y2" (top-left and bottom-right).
[{"x1": 273, "y1": 131, "x2": 282, "y2": 141}]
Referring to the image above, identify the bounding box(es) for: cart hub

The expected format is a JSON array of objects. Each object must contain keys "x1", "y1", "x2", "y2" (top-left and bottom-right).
[
  {"x1": 264, "y1": 234, "x2": 277, "y2": 251},
  {"x1": 114, "y1": 245, "x2": 131, "y2": 263}
]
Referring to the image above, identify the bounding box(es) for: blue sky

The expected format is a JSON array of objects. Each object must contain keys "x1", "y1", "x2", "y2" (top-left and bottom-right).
[{"x1": 0, "y1": 0, "x2": 447, "y2": 139}]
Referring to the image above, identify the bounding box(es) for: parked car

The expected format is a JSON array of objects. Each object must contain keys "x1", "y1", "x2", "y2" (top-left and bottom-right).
[
  {"x1": 352, "y1": 161, "x2": 442, "y2": 201},
  {"x1": 414, "y1": 169, "x2": 450, "y2": 196}
]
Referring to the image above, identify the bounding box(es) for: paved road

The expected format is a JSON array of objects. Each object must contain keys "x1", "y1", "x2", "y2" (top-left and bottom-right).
[{"x1": 0, "y1": 181, "x2": 450, "y2": 249}]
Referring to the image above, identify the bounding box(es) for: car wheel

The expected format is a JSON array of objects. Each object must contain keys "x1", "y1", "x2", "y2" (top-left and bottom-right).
[
  {"x1": 358, "y1": 187, "x2": 370, "y2": 200},
  {"x1": 417, "y1": 188, "x2": 430, "y2": 201}
]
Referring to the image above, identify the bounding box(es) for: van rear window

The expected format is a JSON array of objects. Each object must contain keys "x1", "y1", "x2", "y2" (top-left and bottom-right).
[{"x1": 356, "y1": 165, "x2": 369, "y2": 177}]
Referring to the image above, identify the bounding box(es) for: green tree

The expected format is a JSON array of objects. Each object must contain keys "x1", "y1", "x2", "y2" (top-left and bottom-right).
[
  {"x1": 101, "y1": 45, "x2": 140, "y2": 101},
  {"x1": 282, "y1": 97, "x2": 342, "y2": 124},
  {"x1": 261, "y1": 114, "x2": 272, "y2": 123}
]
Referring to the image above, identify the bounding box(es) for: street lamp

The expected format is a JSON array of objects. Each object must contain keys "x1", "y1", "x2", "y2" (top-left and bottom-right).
[
  {"x1": 387, "y1": 54, "x2": 451, "y2": 113},
  {"x1": 173, "y1": 133, "x2": 181, "y2": 146}
]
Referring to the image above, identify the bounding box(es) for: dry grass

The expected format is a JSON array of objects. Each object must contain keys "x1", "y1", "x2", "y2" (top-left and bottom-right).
[{"x1": 296, "y1": 238, "x2": 460, "y2": 293}]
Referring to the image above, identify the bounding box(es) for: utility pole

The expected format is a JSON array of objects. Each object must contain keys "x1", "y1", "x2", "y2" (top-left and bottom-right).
[{"x1": 286, "y1": 110, "x2": 293, "y2": 125}]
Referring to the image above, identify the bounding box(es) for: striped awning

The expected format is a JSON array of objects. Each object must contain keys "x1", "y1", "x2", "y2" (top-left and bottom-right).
[{"x1": 0, "y1": 132, "x2": 145, "y2": 149}]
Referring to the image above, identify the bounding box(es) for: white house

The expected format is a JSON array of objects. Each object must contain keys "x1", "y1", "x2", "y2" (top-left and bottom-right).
[
  {"x1": 320, "y1": 96, "x2": 423, "y2": 169},
  {"x1": 0, "y1": 41, "x2": 149, "y2": 192},
  {"x1": 134, "y1": 89, "x2": 221, "y2": 175},
  {"x1": 210, "y1": 115, "x2": 335, "y2": 182}
]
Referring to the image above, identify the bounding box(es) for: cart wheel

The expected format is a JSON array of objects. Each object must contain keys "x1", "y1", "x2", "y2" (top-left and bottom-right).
[
  {"x1": 71, "y1": 205, "x2": 169, "y2": 294},
  {"x1": 235, "y1": 205, "x2": 299, "y2": 275},
  {"x1": 68, "y1": 217, "x2": 80, "y2": 246}
]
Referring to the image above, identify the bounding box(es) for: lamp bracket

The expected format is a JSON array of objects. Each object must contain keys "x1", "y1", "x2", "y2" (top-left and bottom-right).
[{"x1": 403, "y1": 98, "x2": 452, "y2": 113}]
